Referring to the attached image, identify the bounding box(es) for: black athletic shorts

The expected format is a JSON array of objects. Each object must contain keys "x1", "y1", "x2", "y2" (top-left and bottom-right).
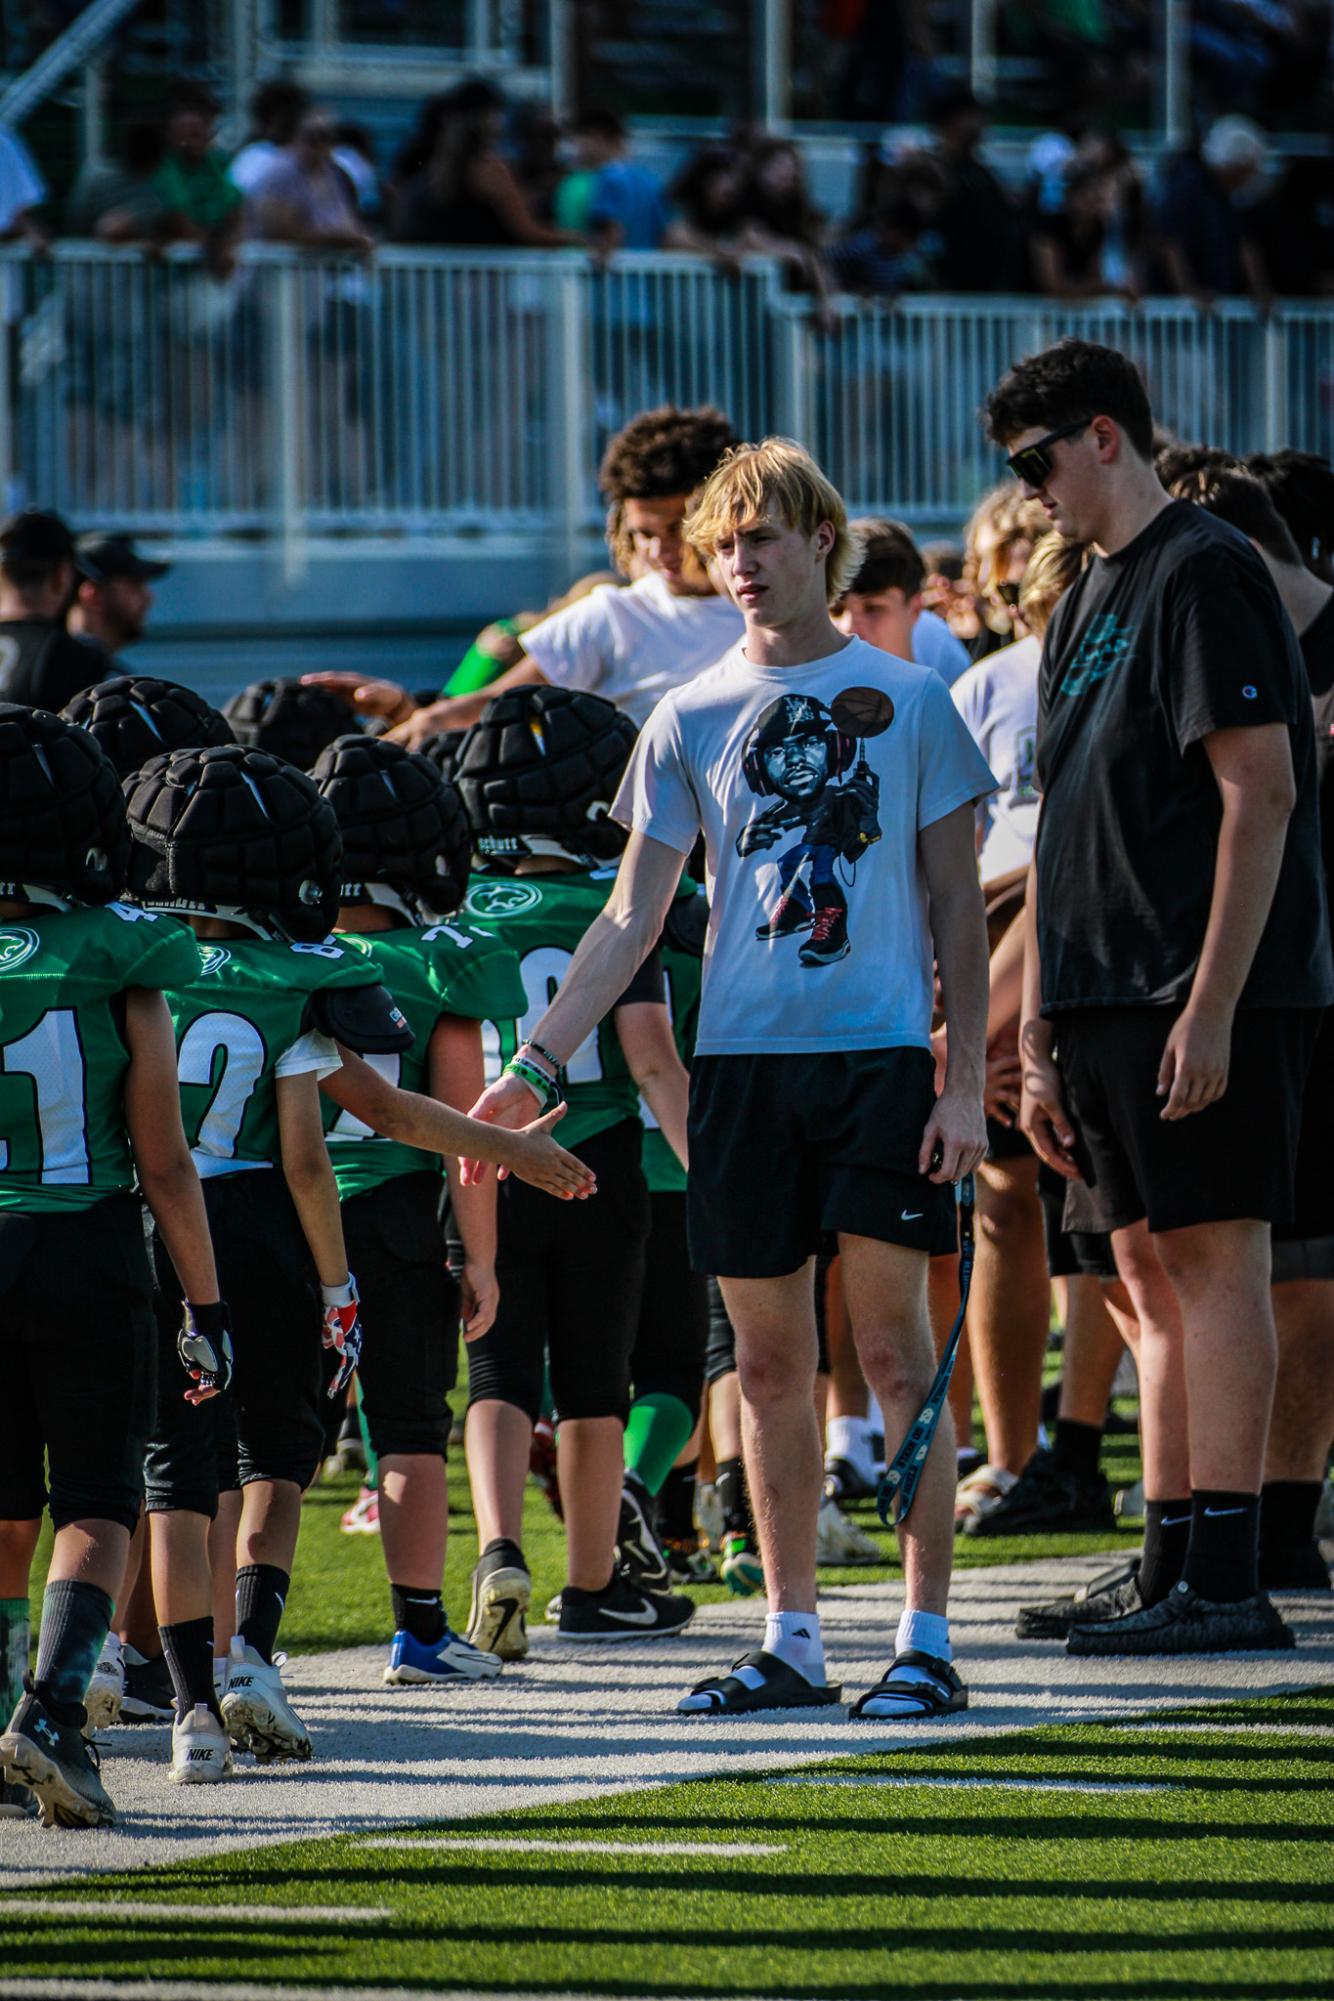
[
  {"x1": 340, "y1": 1172, "x2": 459, "y2": 1459},
  {"x1": 630, "y1": 1190, "x2": 709, "y2": 1423},
  {"x1": 1272, "y1": 1006, "x2": 1334, "y2": 1264},
  {"x1": 0, "y1": 1194, "x2": 154, "y2": 1533},
  {"x1": 146, "y1": 1169, "x2": 325, "y2": 1517},
  {"x1": 704, "y1": 1252, "x2": 833, "y2": 1385},
  {"x1": 1036, "y1": 1161, "x2": 1118, "y2": 1281},
  {"x1": 1053, "y1": 1006, "x2": 1316, "y2": 1239},
  {"x1": 466, "y1": 1118, "x2": 649, "y2": 1425},
  {"x1": 687, "y1": 1049, "x2": 957, "y2": 1277},
  {"x1": 986, "y1": 1114, "x2": 1032, "y2": 1163}
]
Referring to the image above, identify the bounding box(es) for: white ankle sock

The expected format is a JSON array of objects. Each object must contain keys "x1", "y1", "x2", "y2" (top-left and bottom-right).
[
  {"x1": 825, "y1": 1415, "x2": 873, "y2": 1475},
  {"x1": 762, "y1": 1610, "x2": 825, "y2": 1685},
  {"x1": 895, "y1": 1607, "x2": 951, "y2": 1669}
]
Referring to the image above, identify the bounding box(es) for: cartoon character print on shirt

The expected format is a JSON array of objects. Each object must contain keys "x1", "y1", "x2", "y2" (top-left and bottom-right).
[{"x1": 735, "y1": 688, "x2": 888, "y2": 968}]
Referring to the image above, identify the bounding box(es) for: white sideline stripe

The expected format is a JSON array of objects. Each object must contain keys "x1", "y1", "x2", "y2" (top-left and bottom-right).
[
  {"x1": 1112, "y1": 1719, "x2": 1334, "y2": 1736},
  {"x1": 770, "y1": 1773, "x2": 1174, "y2": 1795},
  {"x1": 363, "y1": 1835, "x2": 785, "y2": 1857},
  {"x1": 0, "y1": 1987, "x2": 798, "y2": 2001},
  {"x1": 1, "y1": 1899, "x2": 388, "y2": 1926}
]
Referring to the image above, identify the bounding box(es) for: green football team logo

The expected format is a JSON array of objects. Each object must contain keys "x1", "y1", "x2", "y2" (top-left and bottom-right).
[
  {"x1": 0, "y1": 926, "x2": 39, "y2": 971},
  {"x1": 466, "y1": 879, "x2": 543, "y2": 918}
]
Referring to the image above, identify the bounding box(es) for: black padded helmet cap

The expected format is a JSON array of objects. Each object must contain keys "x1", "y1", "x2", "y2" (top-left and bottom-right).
[
  {"x1": 455, "y1": 686, "x2": 637, "y2": 863},
  {"x1": 311, "y1": 733, "x2": 472, "y2": 916},
  {"x1": 0, "y1": 703, "x2": 129, "y2": 905},
  {"x1": 125, "y1": 742, "x2": 342, "y2": 941},
  {"x1": 62, "y1": 674, "x2": 235, "y2": 779},
  {"x1": 413, "y1": 727, "x2": 468, "y2": 786},
  {"x1": 222, "y1": 677, "x2": 354, "y2": 770}
]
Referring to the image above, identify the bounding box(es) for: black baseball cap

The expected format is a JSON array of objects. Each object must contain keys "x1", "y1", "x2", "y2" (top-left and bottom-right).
[
  {"x1": 0, "y1": 508, "x2": 76, "y2": 564},
  {"x1": 74, "y1": 533, "x2": 172, "y2": 584}
]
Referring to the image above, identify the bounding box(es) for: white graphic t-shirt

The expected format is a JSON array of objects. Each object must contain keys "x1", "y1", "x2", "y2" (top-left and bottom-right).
[
  {"x1": 522, "y1": 571, "x2": 744, "y2": 728},
  {"x1": 613, "y1": 634, "x2": 996, "y2": 1055},
  {"x1": 950, "y1": 633, "x2": 1040, "y2": 882}
]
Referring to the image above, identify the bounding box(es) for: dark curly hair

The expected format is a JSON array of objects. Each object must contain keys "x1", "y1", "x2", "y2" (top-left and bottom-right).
[
  {"x1": 1242, "y1": 449, "x2": 1334, "y2": 581},
  {"x1": 1153, "y1": 438, "x2": 1237, "y2": 489},
  {"x1": 984, "y1": 338, "x2": 1153, "y2": 459},
  {"x1": 598, "y1": 404, "x2": 737, "y2": 577}
]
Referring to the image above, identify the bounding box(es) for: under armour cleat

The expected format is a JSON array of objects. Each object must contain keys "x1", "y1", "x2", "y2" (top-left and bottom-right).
[
  {"x1": 220, "y1": 1640, "x2": 311, "y2": 1762},
  {"x1": 0, "y1": 1682, "x2": 116, "y2": 1828},
  {"x1": 169, "y1": 1703, "x2": 233, "y2": 1785},
  {"x1": 384, "y1": 1626, "x2": 502, "y2": 1685}
]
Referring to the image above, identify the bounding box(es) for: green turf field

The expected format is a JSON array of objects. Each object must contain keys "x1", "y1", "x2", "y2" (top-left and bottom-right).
[{"x1": 5, "y1": 1689, "x2": 1331, "y2": 1998}]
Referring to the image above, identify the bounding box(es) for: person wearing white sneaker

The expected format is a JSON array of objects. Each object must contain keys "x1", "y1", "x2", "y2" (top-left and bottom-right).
[
  {"x1": 220, "y1": 1638, "x2": 311, "y2": 1762},
  {"x1": 815, "y1": 1490, "x2": 882, "y2": 1566},
  {"x1": 84, "y1": 1634, "x2": 125, "y2": 1734},
  {"x1": 169, "y1": 1702, "x2": 233, "y2": 1785}
]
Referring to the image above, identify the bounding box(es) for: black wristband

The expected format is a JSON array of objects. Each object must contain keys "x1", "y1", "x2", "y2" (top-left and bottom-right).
[{"x1": 185, "y1": 1299, "x2": 228, "y2": 1335}]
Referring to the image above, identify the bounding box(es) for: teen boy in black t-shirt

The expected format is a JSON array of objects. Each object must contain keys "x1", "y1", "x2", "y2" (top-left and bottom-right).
[{"x1": 986, "y1": 338, "x2": 1333, "y2": 1656}]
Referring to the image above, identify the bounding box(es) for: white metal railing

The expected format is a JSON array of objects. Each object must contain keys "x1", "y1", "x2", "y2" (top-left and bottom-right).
[{"x1": 3, "y1": 245, "x2": 1334, "y2": 546}]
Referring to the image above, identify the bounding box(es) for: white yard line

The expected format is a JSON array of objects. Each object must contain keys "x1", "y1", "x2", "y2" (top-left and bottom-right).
[
  {"x1": 363, "y1": 1835, "x2": 786, "y2": 1856},
  {"x1": 0, "y1": 1987, "x2": 802, "y2": 2001},
  {"x1": 1, "y1": 1552, "x2": 1328, "y2": 1889},
  {"x1": 769, "y1": 1773, "x2": 1175, "y2": 1794},
  {"x1": 2, "y1": 1899, "x2": 388, "y2": 1925}
]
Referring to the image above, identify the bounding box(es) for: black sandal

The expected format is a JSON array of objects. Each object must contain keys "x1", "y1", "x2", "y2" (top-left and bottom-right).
[
  {"x1": 849, "y1": 1650, "x2": 967, "y2": 1720},
  {"x1": 677, "y1": 1650, "x2": 843, "y2": 1716}
]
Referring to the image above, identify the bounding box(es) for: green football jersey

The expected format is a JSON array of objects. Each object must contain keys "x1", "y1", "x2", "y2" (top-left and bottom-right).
[
  {"x1": 0, "y1": 902, "x2": 200, "y2": 1213},
  {"x1": 322, "y1": 918, "x2": 527, "y2": 1200},
  {"x1": 166, "y1": 936, "x2": 385, "y2": 1172},
  {"x1": 641, "y1": 886, "x2": 706, "y2": 1196},
  {"x1": 462, "y1": 868, "x2": 653, "y2": 1152}
]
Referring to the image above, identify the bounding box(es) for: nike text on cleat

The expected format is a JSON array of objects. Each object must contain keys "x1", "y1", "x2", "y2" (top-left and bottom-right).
[
  {"x1": 219, "y1": 1640, "x2": 311, "y2": 1762},
  {"x1": 169, "y1": 1704, "x2": 233, "y2": 1786},
  {"x1": 383, "y1": 1626, "x2": 503, "y2": 1685}
]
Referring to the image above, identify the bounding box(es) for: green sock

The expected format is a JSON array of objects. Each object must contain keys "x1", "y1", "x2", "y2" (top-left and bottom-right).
[
  {"x1": 624, "y1": 1393, "x2": 695, "y2": 1497},
  {"x1": 356, "y1": 1393, "x2": 379, "y2": 1490},
  {"x1": 1, "y1": 1597, "x2": 29, "y2": 1719}
]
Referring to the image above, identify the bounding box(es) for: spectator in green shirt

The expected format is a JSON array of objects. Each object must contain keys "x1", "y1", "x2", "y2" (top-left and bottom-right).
[{"x1": 153, "y1": 81, "x2": 241, "y2": 263}]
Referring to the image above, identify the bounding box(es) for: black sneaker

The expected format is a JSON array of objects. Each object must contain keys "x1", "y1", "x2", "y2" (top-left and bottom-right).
[
  {"x1": 617, "y1": 1473, "x2": 671, "y2": 1593},
  {"x1": 755, "y1": 896, "x2": 813, "y2": 940},
  {"x1": 1260, "y1": 1541, "x2": 1332, "y2": 1593},
  {"x1": 823, "y1": 1458, "x2": 878, "y2": 1504},
  {"x1": 1016, "y1": 1559, "x2": 1143, "y2": 1639},
  {"x1": 120, "y1": 1646, "x2": 176, "y2": 1723},
  {"x1": 557, "y1": 1570, "x2": 695, "y2": 1642},
  {"x1": 1067, "y1": 1579, "x2": 1296, "y2": 1657},
  {"x1": 798, "y1": 905, "x2": 850, "y2": 967},
  {"x1": 0, "y1": 1680, "x2": 116, "y2": 1828},
  {"x1": 963, "y1": 1447, "x2": 1116, "y2": 1539}
]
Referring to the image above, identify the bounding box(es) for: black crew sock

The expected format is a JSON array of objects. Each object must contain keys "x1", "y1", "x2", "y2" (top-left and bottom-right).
[
  {"x1": 1182, "y1": 1490, "x2": 1261, "y2": 1604},
  {"x1": 1139, "y1": 1499, "x2": 1192, "y2": 1605},
  {"x1": 658, "y1": 1461, "x2": 699, "y2": 1543},
  {"x1": 1051, "y1": 1418, "x2": 1103, "y2": 1482},
  {"x1": 33, "y1": 1580, "x2": 114, "y2": 1717},
  {"x1": 391, "y1": 1584, "x2": 447, "y2": 1646},
  {"x1": 235, "y1": 1563, "x2": 290, "y2": 1665},
  {"x1": 160, "y1": 1617, "x2": 222, "y2": 1724},
  {"x1": 1260, "y1": 1479, "x2": 1323, "y2": 1555},
  {"x1": 716, "y1": 1456, "x2": 754, "y2": 1541},
  {"x1": 482, "y1": 1537, "x2": 526, "y2": 1568},
  {"x1": 562, "y1": 1573, "x2": 617, "y2": 1604}
]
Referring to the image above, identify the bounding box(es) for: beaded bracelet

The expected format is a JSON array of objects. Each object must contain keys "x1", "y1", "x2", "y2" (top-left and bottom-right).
[
  {"x1": 506, "y1": 1054, "x2": 563, "y2": 1112},
  {"x1": 516, "y1": 1037, "x2": 562, "y2": 1077}
]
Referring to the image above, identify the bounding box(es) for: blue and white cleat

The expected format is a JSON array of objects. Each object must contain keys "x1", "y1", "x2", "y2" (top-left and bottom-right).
[{"x1": 383, "y1": 1626, "x2": 503, "y2": 1685}]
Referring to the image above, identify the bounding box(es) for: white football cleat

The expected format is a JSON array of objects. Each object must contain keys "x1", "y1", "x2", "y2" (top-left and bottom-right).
[
  {"x1": 816, "y1": 1492, "x2": 883, "y2": 1566},
  {"x1": 83, "y1": 1637, "x2": 125, "y2": 1735},
  {"x1": 220, "y1": 1639, "x2": 311, "y2": 1763},
  {"x1": 169, "y1": 1703, "x2": 233, "y2": 1785}
]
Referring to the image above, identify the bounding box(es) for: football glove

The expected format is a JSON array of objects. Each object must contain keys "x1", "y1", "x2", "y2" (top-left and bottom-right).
[
  {"x1": 178, "y1": 1299, "x2": 234, "y2": 1394},
  {"x1": 321, "y1": 1274, "x2": 363, "y2": 1397}
]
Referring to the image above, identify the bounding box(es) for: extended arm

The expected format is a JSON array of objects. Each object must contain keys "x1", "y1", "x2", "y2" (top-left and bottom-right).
[
  {"x1": 428, "y1": 1016, "x2": 499, "y2": 1337},
  {"x1": 301, "y1": 657, "x2": 548, "y2": 744},
  {"x1": 616, "y1": 1000, "x2": 690, "y2": 1170},
  {"x1": 1157, "y1": 722, "x2": 1295, "y2": 1119},
  {"x1": 917, "y1": 803, "x2": 989, "y2": 1183},
  {"x1": 277, "y1": 1071, "x2": 350, "y2": 1288}
]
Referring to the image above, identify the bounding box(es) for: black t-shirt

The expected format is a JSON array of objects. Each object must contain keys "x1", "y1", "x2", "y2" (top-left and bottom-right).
[
  {"x1": 1035, "y1": 501, "x2": 1333, "y2": 1014},
  {"x1": 1299, "y1": 591, "x2": 1334, "y2": 925},
  {"x1": 0, "y1": 621, "x2": 112, "y2": 711}
]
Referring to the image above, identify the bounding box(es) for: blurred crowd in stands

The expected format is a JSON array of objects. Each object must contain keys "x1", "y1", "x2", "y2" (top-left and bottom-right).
[{"x1": 0, "y1": 65, "x2": 1333, "y2": 311}]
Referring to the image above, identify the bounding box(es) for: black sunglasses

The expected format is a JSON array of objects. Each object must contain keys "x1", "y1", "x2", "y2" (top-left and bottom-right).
[{"x1": 1005, "y1": 420, "x2": 1090, "y2": 487}]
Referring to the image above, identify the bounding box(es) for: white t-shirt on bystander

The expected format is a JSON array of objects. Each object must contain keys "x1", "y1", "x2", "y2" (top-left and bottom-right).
[
  {"x1": 950, "y1": 633, "x2": 1040, "y2": 883},
  {"x1": 614, "y1": 634, "x2": 995, "y2": 1056},
  {"x1": 911, "y1": 608, "x2": 970, "y2": 687},
  {"x1": 522, "y1": 571, "x2": 744, "y2": 728}
]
